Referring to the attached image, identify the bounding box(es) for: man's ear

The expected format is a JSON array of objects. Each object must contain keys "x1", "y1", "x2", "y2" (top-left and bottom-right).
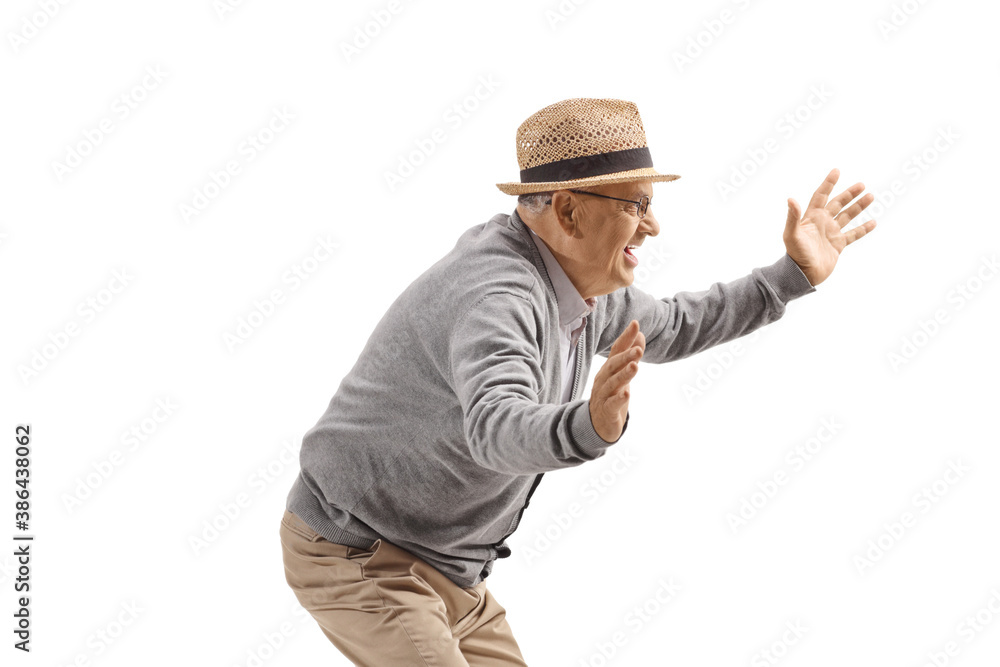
[{"x1": 550, "y1": 190, "x2": 578, "y2": 236}]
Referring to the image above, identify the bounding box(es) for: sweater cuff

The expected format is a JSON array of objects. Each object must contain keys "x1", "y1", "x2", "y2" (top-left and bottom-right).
[
  {"x1": 571, "y1": 403, "x2": 627, "y2": 457},
  {"x1": 759, "y1": 253, "x2": 817, "y2": 303}
]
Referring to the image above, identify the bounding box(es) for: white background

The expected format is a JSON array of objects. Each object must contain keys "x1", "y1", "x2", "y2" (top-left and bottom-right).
[{"x1": 2, "y1": 0, "x2": 999, "y2": 665}]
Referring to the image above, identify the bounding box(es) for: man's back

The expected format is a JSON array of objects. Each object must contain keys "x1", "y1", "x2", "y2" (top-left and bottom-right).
[{"x1": 285, "y1": 209, "x2": 611, "y2": 588}]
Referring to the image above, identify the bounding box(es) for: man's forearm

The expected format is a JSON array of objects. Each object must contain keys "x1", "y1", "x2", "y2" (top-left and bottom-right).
[{"x1": 595, "y1": 253, "x2": 816, "y2": 364}]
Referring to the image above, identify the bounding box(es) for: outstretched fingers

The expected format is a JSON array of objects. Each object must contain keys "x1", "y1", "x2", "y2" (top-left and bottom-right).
[
  {"x1": 608, "y1": 355, "x2": 639, "y2": 396},
  {"x1": 611, "y1": 320, "x2": 639, "y2": 356},
  {"x1": 835, "y1": 192, "x2": 875, "y2": 228},
  {"x1": 603, "y1": 339, "x2": 643, "y2": 398},
  {"x1": 610, "y1": 344, "x2": 641, "y2": 377},
  {"x1": 826, "y1": 182, "x2": 866, "y2": 217},
  {"x1": 785, "y1": 197, "x2": 803, "y2": 233},
  {"x1": 843, "y1": 219, "x2": 877, "y2": 245},
  {"x1": 807, "y1": 168, "x2": 840, "y2": 211}
]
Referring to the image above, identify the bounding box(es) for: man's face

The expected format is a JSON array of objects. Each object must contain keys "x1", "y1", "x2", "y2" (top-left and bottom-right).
[{"x1": 549, "y1": 179, "x2": 660, "y2": 298}]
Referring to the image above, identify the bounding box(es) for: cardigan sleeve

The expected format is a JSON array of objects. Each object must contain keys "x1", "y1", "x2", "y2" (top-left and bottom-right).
[
  {"x1": 596, "y1": 253, "x2": 816, "y2": 363},
  {"x1": 449, "y1": 291, "x2": 620, "y2": 475}
]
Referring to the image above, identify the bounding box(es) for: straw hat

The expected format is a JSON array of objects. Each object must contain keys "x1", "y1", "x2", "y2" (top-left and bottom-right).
[{"x1": 496, "y1": 98, "x2": 680, "y2": 195}]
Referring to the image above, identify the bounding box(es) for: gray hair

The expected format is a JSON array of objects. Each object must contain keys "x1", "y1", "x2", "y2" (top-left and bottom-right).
[
  {"x1": 517, "y1": 187, "x2": 597, "y2": 215},
  {"x1": 517, "y1": 192, "x2": 553, "y2": 215}
]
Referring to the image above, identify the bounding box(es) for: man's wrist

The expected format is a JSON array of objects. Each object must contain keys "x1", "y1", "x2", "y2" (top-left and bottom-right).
[
  {"x1": 760, "y1": 253, "x2": 817, "y2": 302},
  {"x1": 577, "y1": 403, "x2": 627, "y2": 454}
]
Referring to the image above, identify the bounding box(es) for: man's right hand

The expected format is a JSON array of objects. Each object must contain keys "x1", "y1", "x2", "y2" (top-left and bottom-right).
[{"x1": 589, "y1": 319, "x2": 645, "y2": 443}]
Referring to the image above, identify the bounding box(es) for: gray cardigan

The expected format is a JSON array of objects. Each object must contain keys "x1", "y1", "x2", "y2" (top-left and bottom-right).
[{"x1": 285, "y1": 208, "x2": 816, "y2": 588}]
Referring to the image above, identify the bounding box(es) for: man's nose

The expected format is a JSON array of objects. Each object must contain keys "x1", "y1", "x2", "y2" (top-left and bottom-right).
[{"x1": 641, "y1": 208, "x2": 660, "y2": 238}]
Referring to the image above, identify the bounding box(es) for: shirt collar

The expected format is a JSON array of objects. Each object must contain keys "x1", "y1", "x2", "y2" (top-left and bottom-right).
[{"x1": 527, "y1": 226, "x2": 596, "y2": 327}]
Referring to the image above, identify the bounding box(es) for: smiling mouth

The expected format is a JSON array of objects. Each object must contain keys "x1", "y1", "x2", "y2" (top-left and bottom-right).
[{"x1": 623, "y1": 244, "x2": 639, "y2": 266}]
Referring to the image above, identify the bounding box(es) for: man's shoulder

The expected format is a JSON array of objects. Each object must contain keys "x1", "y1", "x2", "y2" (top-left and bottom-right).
[
  {"x1": 426, "y1": 212, "x2": 543, "y2": 299},
  {"x1": 375, "y1": 212, "x2": 545, "y2": 332}
]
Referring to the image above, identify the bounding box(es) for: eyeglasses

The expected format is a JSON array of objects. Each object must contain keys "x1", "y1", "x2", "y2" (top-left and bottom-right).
[{"x1": 567, "y1": 189, "x2": 651, "y2": 219}]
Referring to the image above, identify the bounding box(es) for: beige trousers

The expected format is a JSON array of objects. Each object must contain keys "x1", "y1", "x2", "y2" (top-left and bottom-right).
[{"x1": 279, "y1": 509, "x2": 529, "y2": 666}]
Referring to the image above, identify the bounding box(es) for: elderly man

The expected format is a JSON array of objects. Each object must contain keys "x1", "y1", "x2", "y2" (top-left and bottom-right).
[{"x1": 279, "y1": 98, "x2": 876, "y2": 665}]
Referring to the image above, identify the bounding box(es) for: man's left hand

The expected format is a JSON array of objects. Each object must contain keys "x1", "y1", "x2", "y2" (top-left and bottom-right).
[{"x1": 783, "y1": 167, "x2": 878, "y2": 287}]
